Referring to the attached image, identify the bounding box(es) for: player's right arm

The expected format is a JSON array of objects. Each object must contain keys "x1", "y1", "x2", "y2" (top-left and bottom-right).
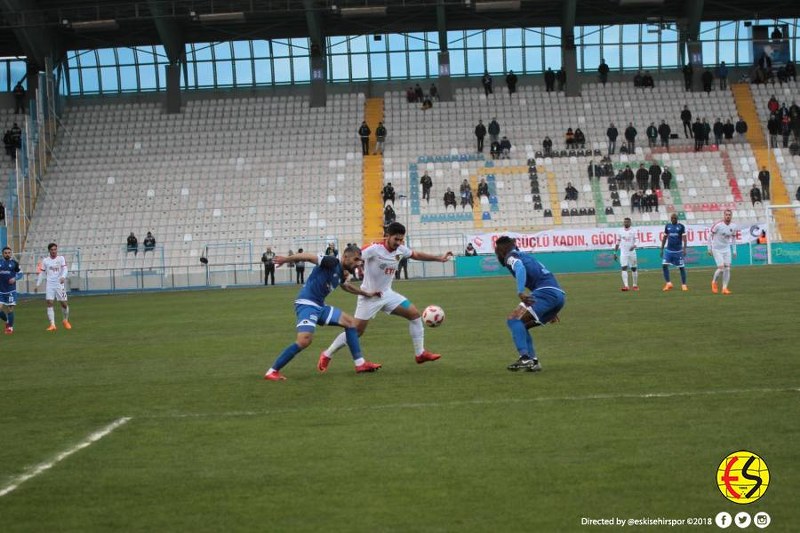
[
  {"x1": 707, "y1": 222, "x2": 717, "y2": 256},
  {"x1": 35, "y1": 259, "x2": 45, "y2": 289},
  {"x1": 659, "y1": 233, "x2": 666, "y2": 256},
  {"x1": 507, "y1": 256, "x2": 533, "y2": 305}
]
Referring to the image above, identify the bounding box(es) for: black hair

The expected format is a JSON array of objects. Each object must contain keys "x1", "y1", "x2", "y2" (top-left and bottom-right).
[
  {"x1": 495, "y1": 235, "x2": 515, "y2": 247},
  {"x1": 2, "y1": 246, "x2": 10, "y2": 252},
  {"x1": 47, "y1": 242, "x2": 57, "y2": 251},
  {"x1": 385, "y1": 222, "x2": 406, "y2": 236},
  {"x1": 343, "y1": 244, "x2": 362, "y2": 255}
]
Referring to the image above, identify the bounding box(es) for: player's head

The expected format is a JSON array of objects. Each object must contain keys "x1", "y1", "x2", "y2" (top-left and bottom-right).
[
  {"x1": 670, "y1": 213, "x2": 678, "y2": 224},
  {"x1": 623, "y1": 217, "x2": 631, "y2": 229},
  {"x1": 340, "y1": 245, "x2": 363, "y2": 273},
  {"x1": 2, "y1": 246, "x2": 11, "y2": 260},
  {"x1": 494, "y1": 235, "x2": 516, "y2": 266},
  {"x1": 48, "y1": 243, "x2": 58, "y2": 257},
  {"x1": 723, "y1": 209, "x2": 733, "y2": 223},
  {"x1": 384, "y1": 222, "x2": 406, "y2": 251}
]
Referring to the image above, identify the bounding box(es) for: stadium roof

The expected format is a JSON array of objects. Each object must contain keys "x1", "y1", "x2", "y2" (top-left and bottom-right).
[{"x1": 1, "y1": 1, "x2": 798, "y2": 68}]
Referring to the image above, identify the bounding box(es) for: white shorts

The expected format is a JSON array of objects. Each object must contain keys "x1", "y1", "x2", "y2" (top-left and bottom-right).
[
  {"x1": 353, "y1": 289, "x2": 408, "y2": 320},
  {"x1": 46, "y1": 284, "x2": 68, "y2": 302},
  {"x1": 619, "y1": 251, "x2": 637, "y2": 268},
  {"x1": 712, "y1": 249, "x2": 732, "y2": 267}
]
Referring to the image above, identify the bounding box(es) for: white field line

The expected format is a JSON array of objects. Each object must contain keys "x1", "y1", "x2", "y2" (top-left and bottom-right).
[
  {"x1": 144, "y1": 387, "x2": 800, "y2": 420},
  {"x1": 0, "y1": 417, "x2": 131, "y2": 498}
]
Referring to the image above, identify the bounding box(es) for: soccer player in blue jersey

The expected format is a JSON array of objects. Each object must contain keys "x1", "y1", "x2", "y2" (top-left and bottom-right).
[
  {"x1": 0, "y1": 246, "x2": 22, "y2": 334},
  {"x1": 659, "y1": 212, "x2": 689, "y2": 291},
  {"x1": 264, "y1": 245, "x2": 382, "y2": 381},
  {"x1": 494, "y1": 236, "x2": 566, "y2": 372}
]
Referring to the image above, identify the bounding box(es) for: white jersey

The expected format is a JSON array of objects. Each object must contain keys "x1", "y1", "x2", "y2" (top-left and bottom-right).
[
  {"x1": 617, "y1": 227, "x2": 637, "y2": 253},
  {"x1": 37, "y1": 255, "x2": 68, "y2": 287},
  {"x1": 709, "y1": 221, "x2": 737, "y2": 251},
  {"x1": 360, "y1": 242, "x2": 412, "y2": 294}
]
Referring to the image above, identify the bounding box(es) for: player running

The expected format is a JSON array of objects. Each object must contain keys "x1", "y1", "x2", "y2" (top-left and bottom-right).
[
  {"x1": 613, "y1": 217, "x2": 638, "y2": 291},
  {"x1": 659, "y1": 213, "x2": 688, "y2": 292},
  {"x1": 35, "y1": 243, "x2": 72, "y2": 331},
  {"x1": 0, "y1": 246, "x2": 22, "y2": 334},
  {"x1": 494, "y1": 235, "x2": 566, "y2": 373},
  {"x1": 318, "y1": 222, "x2": 453, "y2": 371},
  {"x1": 264, "y1": 246, "x2": 382, "y2": 381},
  {"x1": 708, "y1": 209, "x2": 737, "y2": 294}
]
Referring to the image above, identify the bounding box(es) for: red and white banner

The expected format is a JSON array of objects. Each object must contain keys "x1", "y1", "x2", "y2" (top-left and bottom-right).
[{"x1": 467, "y1": 222, "x2": 766, "y2": 254}]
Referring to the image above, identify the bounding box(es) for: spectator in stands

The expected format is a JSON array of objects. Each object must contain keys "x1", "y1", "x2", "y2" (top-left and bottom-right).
[
  {"x1": 482, "y1": 71, "x2": 493, "y2": 96},
  {"x1": 477, "y1": 178, "x2": 489, "y2": 199},
  {"x1": 633, "y1": 71, "x2": 643, "y2": 88},
  {"x1": 13, "y1": 83, "x2": 25, "y2": 115},
  {"x1": 647, "y1": 190, "x2": 659, "y2": 212},
  {"x1": 0, "y1": 202, "x2": 5, "y2": 223},
  {"x1": 565, "y1": 128, "x2": 575, "y2": 149},
  {"x1": 459, "y1": 179, "x2": 472, "y2": 204},
  {"x1": 395, "y1": 256, "x2": 409, "y2": 280},
  {"x1": 544, "y1": 68, "x2": 555, "y2": 92},
  {"x1": 490, "y1": 140, "x2": 501, "y2": 159},
  {"x1": 429, "y1": 83, "x2": 438, "y2": 100},
  {"x1": 460, "y1": 188, "x2": 474, "y2": 210},
  {"x1": 649, "y1": 162, "x2": 662, "y2": 191},
  {"x1": 757, "y1": 52, "x2": 772, "y2": 78},
  {"x1": 786, "y1": 60, "x2": 796, "y2": 82},
  {"x1": 488, "y1": 117, "x2": 500, "y2": 144},
  {"x1": 767, "y1": 95, "x2": 779, "y2": 115},
  {"x1": 635, "y1": 164, "x2": 649, "y2": 191},
  {"x1": 606, "y1": 123, "x2": 618, "y2": 155},
  {"x1": 443, "y1": 187, "x2": 457, "y2": 210},
  {"x1": 421, "y1": 95, "x2": 433, "y2": 110},
  {"x1": 642, "y1": 71, "x2": 654, "y2": 89},
  {"x1": 542, "y1": 136, "x2": 553, "y2": 157},
  {"x1": 713, "y1": 118, "x2": 724, "y2": 146},
  {"x1": 295, "y1": 248, "x2": 306, "y2": 284},
  {"x1": 796, "y1": 184, "x2": 800, "y2": 202},
  {"x1": 646, "y1": 122, "x2": 658, "y2": 148},
  {"x1": 702, "y1": 118, "x2": 711, "y2": 147},
  {"x1": 771, "y1": 27, "x2": 783, "y2": 40},
  {"x1": 374, "y1": 122, "x2": 387, "y2": 155},
  {"x1": 692, "y1": 119, "x2": 704, "y2": 150},
  {"x1": 624, "y1": 122, "x2": 637, "y2": 153},
  {"x1": 681, "y1": 105, "x2": 693, "y2": 138},
  {"x1": 126, "y1": 232, "x2": 139, "y2": 256},
  {"x1": 658, "y1": 120, "x2": 671, "y2": 150},
  {"x1": 420, "y1": 172, "x2": 433, "y2": 204},
  {"x1": 574, "y1": 128, "x2": 585, "y2": 149},
  {"x1": 735, "y1": 116, "x2": 748, "y2": 142},
  {"x1": 723, "y1": 118, "x2": 735, "y2": 142},
  {"x1": 406, "y1": 87, "x2": 415, "y2": 103},
  {"x1": 717, "y1": 61, "x2": 729, "y2": 90},
  {"x1": 506, "y1": 70, "x2": 518, "y2": 95},
  {"x1": 3, "y1": 130, "x2": 14, "y2": 158},
  {"x1": 622, "y1": 165, "x2": 634, "y2": 191},
  {"x1": 475, "y1": 120, "x2": 486, "y2": 152},
  {"x1": 758, "y1": 167, "x2": 771, "y2": 200},
  {"x1": 382, "y1": 182, "x2": 395, "y2": 205},
  {"x1": 143, "y1": 232, "x2": 156, "y2": 254},
  {"x1": 384, "y1": 204, "x2": 396, "y2": 227},
  {"x1": 750, "y1": 184, "x2": 763, "y2": 206},
  {"x1": 682, "y1": 64, "x2": 693, "y2": 91},
  {"x1": 701, "y1": 69, "x2": 713, "y2": 93},
  {"x1": 414, "y1": 84, "x2": 424, "y2": 102},
  {"x1": 598, "y1": 59, "x2": 609, "y2": 85},
  {"x1": 324, "y1": 242, "x2": 338, "y2": 257},
  {"x1": 661, "y1": 168, "x2": 673, "y2": 190},
  {"x1": 781, "y1": 114, "x2": 792, "y2": 147},
  {"x1": 631, "y1": 190, "x2": 643, "y2": 213},
  {"x1": 261, "y1": 247, "x2": 275, "y2": 285},
  {"x1": 556, "y1": 69, "x2": 566, "y2": 91},
  {"x1": 358, "y1": 121, "x2": 371, "y2": 156},
  {"x1": 758, "y1": 231, "x2": 768, "y2": 244},
  {"x1": 499, "y1": 136, "x2": 512, "y2": 158},
  {"x1": 564, "y1": 182, "x2": 578, "y2": 202},
  {"x1": 465, "y1": 243, "x2": 477, "y2": 256},
  {"x1": 766, "y1": 114, "x2": 779, "y2": 147},
  {"x1": 10, "y1": 122, "x2": 21, "y2": 139}
]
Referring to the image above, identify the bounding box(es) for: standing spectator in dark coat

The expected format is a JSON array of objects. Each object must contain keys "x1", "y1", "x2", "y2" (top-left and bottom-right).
[
  {"x1": 635, "y1": 164, "x2": 649, "y2": 191},
  {"x1": 374, "y1": 122, "x2": 387, "y2": 155},
  {"x1": 642, "y1": 71, "x2": 654, "y2": 89},
  {"x1": 429, "y1": 83, "x2": 438, "y2": 100},
  {"x1": 544, "y1": 68, "x2": 555, "y2": 92},
  {"x1": 475, "y1": 120, "x2": 487, "y2": 152},
  {"x1": 556, "y1": 69, "x2": 566, "y2": 91},
  {"x1": 622, "y1": 165, "x2": 634, "y2": 191},
  {"x1": 766, "y1": 114, "x2": 779, "y2": 148},
  {"x1": 658, "y1": 121, "x2": 671, "y2": 150},
  {"x1": 381, "y1": 182, "x2": 395, "y2": 204},
  {"x1": 717, "y1": 61, "x2": 729, "y2": 90},
  {"x1": 786, "y1": 60, "x2": 797, "y2": 82},
  {"x1": 420, "y1": 172, "x2": 433, "y2": 204},
  {"x1": 646, "y1": 122, "x2": 658, "y2": 148},
  {"x1": 712, "y1": 118, "x2": 724, "y2": 145},
  {"x1": 358, "y1": 121, "x2": 371, "y2": 155},
  {"x1": 482, "y1": 71, "x2": 493, "y2": 96},
  {"x1": 701, "y1": 70, "x2": 713, "y2": 93},
  {"x1": 414, "y1": 84, "x2": 424, "y2": 102},
  {"x1": 661, "y1": 168, "x2": 673, "y2": 190},
  {"x1": 394, "y1": 256, "x2": 409, "y2": 280},
  {"x1": 649, "y1": 162, "x2": 662, "y2": 191},
  {"x1": 488, "y1": 118, "x2": 500, "y2": 145},
  {"x1": 692, "y1": 119, "x2": 704, "y2": 150},
  {"x1": 681, "y1": 105, "x2": 692, "y2": 138},
  {"x1": 702, "y1": 119, "x2": 711, "y2": 146},
  {"x1": 542, "y1": 136, "x2": 553, "y2": 156},
  {"x1": 294, "y1": 248, "x2": 306, "y2": 284},
  {"x1": 443, "y1": 188, "x2": 457, "y2": 209},
  {"x1": 506, "y1": 71, "x2": 518, "y2": 95},
  {"x1": 682, "y1": 64, "x2": 693, "y2": 91},
  {"x1": 722, "y1": 119, "x2": 735, "y2": 141},
  {"x1": 606, "y1": 123, "x2": 618, "y2": 155},
  {"x1": 624, "y1": 123, "x2": 637, "y2": 153},
  {"x1": 261, "y1": 247, "x2": 275, "y2": 285},
  {"x1": 750, "y1": 185, "x2": 762, "y2": 206},
  {"x1": 758, "y1": 167, "x2": 771, "y2": 200},
  {"x1": 13, "y1": 83, "x2": 25, "y2": 115},
  {"x1": 598, "y1": 59, "x2": 609, "y2": 85},
  {"x1": 735, "y1": 116, "x2": 748, "y2": 142}
]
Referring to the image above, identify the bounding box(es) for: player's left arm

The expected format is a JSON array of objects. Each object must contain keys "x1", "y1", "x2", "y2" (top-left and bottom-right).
[
  {"x1": 275, "y1": 253, "x2": 319, "y2": 267},
  {"x1": 510, "y1": 258, "x2": 533, "y2": 305},
  {"x1": 410, "y1": 250, "x2": 453, "y2": 262},
  {"x1": 59, "y1": 258, "x2": 68, "y2": 284},
  {"x1": 339, "y1": 282, "x2": 381, "y2": 299},
  {"x1": 682, "y1": 234, "x2": 688, "y2": 256}
]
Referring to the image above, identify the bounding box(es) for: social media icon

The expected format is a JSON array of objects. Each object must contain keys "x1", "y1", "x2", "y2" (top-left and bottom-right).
[
  {"x1": 753, "y1": 511, "x2": 771, "y2": 529},
  {"x1": 715, "y1": 511, "x2": 732, "y2": 529},
  {"x1": 735, "y1": 511, "x2": 752, "y2": 529}
]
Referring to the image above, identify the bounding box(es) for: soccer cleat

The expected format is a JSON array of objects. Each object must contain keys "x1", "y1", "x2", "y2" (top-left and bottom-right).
[
  {"x1": 317, "y1": 353, "x2": 331, "y2": 373},
  {"x1": 507, "y1": 357, "x2": 542, "y2": 372},
  {"x1": 355, "y1": 361, "x2": 382, "y2": 373},
  {"x1": 722, "y1": 288, "x2": 732, "y2": 295},
  {"x1": 415, "y1": 350, "x2": 441, "y2": 364},
  {"x1": 62, "y1": 319, "x2": 72, "y2": 330},
  {"x1": 662, "y1": 282, "x2": 673, "y2": 292},
  {"x1": 47, "y1": 323, "x2": 57, "y2": 331},
  {"x1": 632, "y1": 285, "x2": 639, "y2": 291},
  {"x1": 4, "y1": 326, "x2": 12, "y2": 335},
  {"x1": 681, "y1": 284, "x2": 689, "y2": 291},
  {"x1": 711, "y1": 281, "x2": 719, "y2": 294},
  {"x1": 264, "y1": 371, "x2": 287, "y2": 381},
  {"x1": 621, "y1": 286, "x2": 630, "y2": 292}
]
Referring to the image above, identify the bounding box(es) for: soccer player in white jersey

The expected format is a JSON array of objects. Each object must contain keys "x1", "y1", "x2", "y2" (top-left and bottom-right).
[
  {"x1": 708, "y1": 209, "x2": 737, "y2": 294},
  {"x1": 319, "y1": 222, "x2": 453, "y2": 370},
  {"x1": 613, "y1": 217, "x2": 639, "y2": 291},
  {"x1": 35, "y1": 243, "x2": 72, "y2": 331}
]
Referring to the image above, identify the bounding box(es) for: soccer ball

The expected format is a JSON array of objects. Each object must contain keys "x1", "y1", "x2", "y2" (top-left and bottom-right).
[{"x1": 422, "y1": 305, "x2": 445, "y2": 327}]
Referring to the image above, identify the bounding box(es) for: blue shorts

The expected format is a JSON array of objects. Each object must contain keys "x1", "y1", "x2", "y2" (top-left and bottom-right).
[
  {"x1": 0, "y1": 291, "x2": 17, "y2": 306},
  {"x1": 526, "y1": 288, "x2": 565, "y2": 326},
  {"x1": 663, "y1": 249, "x2": 685, "y2": 267},
  {"x1": 294, "y1": 303, "x2": 342, "y2": 333}
]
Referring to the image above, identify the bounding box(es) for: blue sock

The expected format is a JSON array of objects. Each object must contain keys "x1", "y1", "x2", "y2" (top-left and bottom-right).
[
  {"x1": 272, "y1": 343, "x2": 303, "y2": 371},
  {"x1": 662, "y1": 265, "x2": 670, "y2": 282},
  {"x1": 344, "y1": 327, "x2": 363, "y2": 360},
  {"x1": 679, "y1": 267, "x2": 687, "y2": 284},
  {"x1": 525, "y1": 330, "x2": 536, "y2": 359},
  {"x1": 506, "y1": 319, "x2": 530, "y2": 358},
  {"x1": 7, "y1": 312, "x2": 13, "y2": 327},
  {"x1": 0, "y1": 311, "x2": 6, "y2": 322}
]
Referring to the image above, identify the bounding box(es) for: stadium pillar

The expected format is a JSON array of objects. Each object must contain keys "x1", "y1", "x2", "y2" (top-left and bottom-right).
[
  {"x1": 560, "y1": 0, "x2": 579, "y2": 97},
  {"x1": 165, "y1": 64, "x2": 181, "y2": 114},
  {"x1": 435, "y1": 1, "x2": 452, "y2": 102},
  {"x1": 309, "y1": 55, "x2": 327, "y2": 108}
]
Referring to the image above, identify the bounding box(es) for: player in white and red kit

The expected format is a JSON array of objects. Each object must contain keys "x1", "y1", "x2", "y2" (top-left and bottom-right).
[
  {"x1": 319, "y1": 222, "x2": 453, "y2": 370},
  {"x1": 613, "y1": 217, "x2": 639, "y2": 291},
  {"x1": 35, "y1": 243, "x2": 72, "y2": 331},
  {"x1": 708, "y1": 209, "x2": 737, "y2": 294}
]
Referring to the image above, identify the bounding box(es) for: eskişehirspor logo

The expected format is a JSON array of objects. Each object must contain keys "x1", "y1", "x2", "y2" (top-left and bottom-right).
[{"x1": 717, "y1": 450, "x2": 769, "y2": 504}]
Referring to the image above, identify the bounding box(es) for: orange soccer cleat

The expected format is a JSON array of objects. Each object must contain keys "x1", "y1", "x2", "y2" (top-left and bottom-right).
[
  {"x1": 662, "y1": 282, "x2": 673, "y2": 292},
  {"x1": 355, "y1": 361, "x2": 382, "y2": 373},
  {"x1": 62, "y1": 320, "x2": 72, "y2": 330},
  {"x1": 46, "y1": 323, "x2": 57, "y2": 331},
  {"x1": 711, "y1": 281, "x2": 719, "y2": 294},
  {"x1": 681, "y1": 284, "x2": 689, "y2": 291},
  {"x1": 317, "y1": 353, "x2": 331, "y2": 373},
  {"x1": 621, "y1": 286, "x2": 630, "y2": 292},
  {"x1": 415, "y1": 350, "x2": 441, "y2": 364},
  {"x1": 264, "y1": 371, "x2": 287, "y2": 381},
  {"x1": 722, "y1": 288, "x2": 732, "y2": 295}
]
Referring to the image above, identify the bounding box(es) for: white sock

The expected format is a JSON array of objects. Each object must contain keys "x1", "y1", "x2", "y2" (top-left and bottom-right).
[
  {"x1": 713, "y1": 268, "x2": 723, "y2": 282},
  {"x1": 266, "y1": 368, "x2": 276, "y2": 375},
  {"x1": 354, "y1": 357, "x2": 365, "y2": 367},
  {"x1": 632, "y1": 270, "x2": 638, "y2": 286},
  {"x1": 723, "y1": 267, "x2": 730, "y2": 288},
  {"x1": 409, "y1": 318, "x2": 424, "y2": 356},
  {"x1": 63, "y1": 306, "x2": 69, "y2": 321},
  {"x1": 47, "y1": 308, "x2": 55, "y2": 324},
  {"x1": 324, "y1": 332, "x2": 347, "y2": 359},
  {"x1": 621, "y1": 270, "x2": 629, "y2": 287}
]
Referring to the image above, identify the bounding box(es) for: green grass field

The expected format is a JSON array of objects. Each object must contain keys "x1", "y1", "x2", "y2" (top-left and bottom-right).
[{"x1": 1, "y1": 266, "x2": 798, "y2": 532}]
